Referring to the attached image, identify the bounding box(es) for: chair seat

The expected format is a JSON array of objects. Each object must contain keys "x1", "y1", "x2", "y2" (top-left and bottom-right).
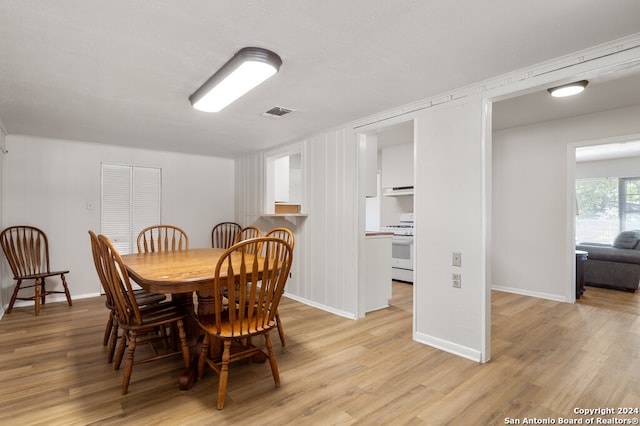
[
  {"x1": 121, "y1": 303, "x2": 190, "y2": 331},
  {"x1": 18, "y1": 270, "x2": 70, "y2": 280},
  {"x1": 197, "y1": 313, "x2": 276, "y2": 338},
  {"x1": 132, "y1": 289, "x2": 167, "y2": 305}
]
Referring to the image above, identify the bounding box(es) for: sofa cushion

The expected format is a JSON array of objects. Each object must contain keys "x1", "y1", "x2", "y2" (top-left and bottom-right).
[
  {"x1": 613, "y1": 230, "x2": 640, "y2": 249},
  {"x1": 576, "y1": 244, "x2": 640, "y2": 265}
]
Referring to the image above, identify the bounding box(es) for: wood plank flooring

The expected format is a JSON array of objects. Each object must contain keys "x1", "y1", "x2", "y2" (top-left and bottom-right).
[{"x1": 0, "y1": 282, "x2": 639, "y2": 425}]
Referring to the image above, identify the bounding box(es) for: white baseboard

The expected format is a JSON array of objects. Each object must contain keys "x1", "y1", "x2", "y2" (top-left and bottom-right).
[
  {"x1": 491, "y1": 285, "x2": 569, "y2": 302},
  {"x1": 414, "y1": 331, "x2": 483, "y2": 362},
  {"x1": 7, "y1": 292, "x2": 102, "y2": 310},
  {"x1": 283, "y1": 292, "x2": 357, "y2": 320}
]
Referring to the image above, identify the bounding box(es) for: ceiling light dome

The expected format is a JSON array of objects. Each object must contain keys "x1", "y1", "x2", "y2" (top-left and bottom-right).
[{"x1": 547, "y1": 80, "x2": 589, "y2": 98}]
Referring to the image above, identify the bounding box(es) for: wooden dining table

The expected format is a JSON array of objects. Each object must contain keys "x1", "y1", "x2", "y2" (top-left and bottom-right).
[{"x1": 120, "y1": 247, "x2": 269, "y2": 389}]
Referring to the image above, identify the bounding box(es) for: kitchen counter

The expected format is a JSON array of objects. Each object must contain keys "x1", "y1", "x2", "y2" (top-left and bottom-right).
[
  {"x1": 364, "y1": 232, "x2": 392, "y2": 313},
  {"x1": 365, "y1": 231, "x2": 395, "y2": 237}
]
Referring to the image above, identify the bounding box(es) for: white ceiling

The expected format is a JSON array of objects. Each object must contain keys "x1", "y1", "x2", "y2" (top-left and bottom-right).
[
  {"x1": 2, "y1": 1, "x2": 640, "y2": 158},
  {"x1": 492, "y1": 67, "x2": 640, "y2": 131},
  {"x1": 576, "y1": 141, "x2": 640, "y2": 162}
]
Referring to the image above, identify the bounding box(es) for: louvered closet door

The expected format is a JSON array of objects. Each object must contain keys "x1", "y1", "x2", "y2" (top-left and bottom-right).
[
  {"x1": 132, "y1": 166, "x2": 162, "y2": 247},
  {"x1": 101, "y1": 164, "x2": 162, "y2": 255}
]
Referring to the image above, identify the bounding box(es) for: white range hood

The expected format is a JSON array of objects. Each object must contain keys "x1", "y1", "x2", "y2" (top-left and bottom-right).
[{"x1": 383, "y1": 186, "x2": 414, "y2": 196}]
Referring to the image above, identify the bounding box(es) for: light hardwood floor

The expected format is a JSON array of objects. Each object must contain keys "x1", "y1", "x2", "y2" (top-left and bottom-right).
[{"x1": 1, "y1": 282, "x2": 639, "y2": 425}]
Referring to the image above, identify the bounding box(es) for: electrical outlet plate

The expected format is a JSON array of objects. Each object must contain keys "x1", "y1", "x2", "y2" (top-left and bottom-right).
[
  {"x1": 452, "y1": 273, "x2": 461, "y2": 288},
  {"x1": 452, "y1": 252, "x2": 461, "y2": 267}
]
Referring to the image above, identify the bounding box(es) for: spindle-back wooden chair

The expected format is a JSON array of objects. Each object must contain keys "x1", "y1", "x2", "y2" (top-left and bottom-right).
[
  {"x1": 265, "y1": 227, "x2": 295, "y2": 348},
  {"x1": 0, "y1": 226, "x2": 72, "y2": 316},
  {"x1": 196, "y1": 237, "x2": 293, "y2": 409},
  {"x1": 211, "y1": 222, "x2": 241, "y2": 249},
  {"x1": 137, "y1": 225, "x2": 189, "y2": 253},
  {"x1": 97, "y1": 234, "x2": 190, "y2": 394}
]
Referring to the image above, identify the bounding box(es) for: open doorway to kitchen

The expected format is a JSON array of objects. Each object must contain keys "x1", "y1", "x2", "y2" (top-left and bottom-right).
[{"x1": 359, "y1": 120, "x2": 415, "y2": 318}]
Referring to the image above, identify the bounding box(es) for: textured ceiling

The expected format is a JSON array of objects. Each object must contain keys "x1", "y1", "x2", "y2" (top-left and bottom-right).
[
  {"x1": 1, "y1": 1, "x2": 640, "y2": 158},
  {"x1": 493, "y1": 68, "x2": 640, "y2": 131}
]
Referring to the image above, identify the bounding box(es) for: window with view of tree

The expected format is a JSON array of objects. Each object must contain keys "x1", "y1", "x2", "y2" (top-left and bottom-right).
[{"x1": 576, "y1": 177, "x2": 640, "y2": 244}]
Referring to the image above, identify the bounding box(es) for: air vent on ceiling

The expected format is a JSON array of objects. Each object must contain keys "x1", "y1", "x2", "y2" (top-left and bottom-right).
[{"x1": 261, "y1": 106, "x2": 294, "y2": 119}]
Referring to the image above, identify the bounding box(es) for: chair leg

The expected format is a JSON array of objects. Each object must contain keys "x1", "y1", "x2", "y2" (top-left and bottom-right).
[
  {"x1": 264, "y1": 332, "x2": 280, "y2": 387},
  {"x1": 60, "y1": 274, "x2": 72, "y2": 306},
  {"x1": 217, "y1": 340, "x2": 232, "y2": 410},
  {"x1": 107, "y1": 315, "x2": 119, "y2": 364},
  {"x1": 275, "y1": 311, "x2": 286, "y2": 348},
  {"x1": 34, "y1": 278, "x2": 41, "y2": 316},
  {"x1": 114, "y1": 334, "x2": 127, "y2": 371},
  {"x1": 6, "y1": 279, "x2": 22, "y2": 314},
  {"x1": 103, "y1": 311, "x2": 114, "y2": 346},
  {"x1": 197, "y1": 334, "x2": 210, "y2": 381},
  {"x1": 121, "y1": 331, "x2": 137, "y2": 395},
  {"x1": 40, "y1": 277, "x2": 47, "y2": 306}
]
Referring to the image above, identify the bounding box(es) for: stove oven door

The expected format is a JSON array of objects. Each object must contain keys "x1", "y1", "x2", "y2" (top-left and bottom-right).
[{"x1": 391, "y1": 236, "x2": 414, "y2": 282}]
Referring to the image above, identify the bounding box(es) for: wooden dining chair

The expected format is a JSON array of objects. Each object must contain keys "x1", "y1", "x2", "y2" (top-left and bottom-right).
[
  {"x1": 97, "y1": 234, "x2": 190, "y2": 395},
  {"x1": 265, "y1": 228, "x2": 295, "y2": 348},
  {"x1": 233, "y1": 226, "x2": 263, "y2": 255},
  {"x1": 211, "y1": 222, "x2": 242, "y2": 249},
  {"x1": 137, "y1": 225, "x2": 189, "y2": 253},
  {"x1": 88, "y1": 231, "x2": 167, "y2": 363},
  {"x1": 196, "y1": 237, "x2": 293, "y2": 409},
  {"x1": 0, "y1": 226, "x2": 72, "y2": 316}
]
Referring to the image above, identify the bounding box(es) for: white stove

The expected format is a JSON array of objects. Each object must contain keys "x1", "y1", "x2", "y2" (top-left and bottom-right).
[
  {"x1": 381, "y1": 213, "x2": 414, "y2": 283},
  {"x1": 380, "y1": 213, "x2": 414, "y2": 236}
]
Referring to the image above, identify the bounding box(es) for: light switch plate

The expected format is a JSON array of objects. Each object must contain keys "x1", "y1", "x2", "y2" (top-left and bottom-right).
[{"x1": 452, "y1": 252, "x2": 461, "y2": 267}]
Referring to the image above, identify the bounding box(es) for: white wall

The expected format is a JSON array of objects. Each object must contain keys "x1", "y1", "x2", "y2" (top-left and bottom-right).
[
  {"x1": 0, "y1": 124, "x2": 5, "y2": 312},
  {"x1": 236, "y1": 129, "x2": 359, "y2": 318},
  {"x1": 576, "y1": 155, "x2": 640, "y2": 179},
  {"x1": 492, "y1": 104, "x2": 640, "y2": 301},
  {"x1": 236, "y1": 34, "x2": 640, "y2": 364},
  {"x1": 414, "y1": 100, "x2": 489, "y2": 361},
  {"x1": 1, "y1": 135, "x2": 235, "y2": 303}
]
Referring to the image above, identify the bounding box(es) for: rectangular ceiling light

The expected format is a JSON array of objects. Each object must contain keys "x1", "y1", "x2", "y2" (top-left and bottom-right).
[{"x1": 189, "y1": 47, "x2": 282, "y2": 113}]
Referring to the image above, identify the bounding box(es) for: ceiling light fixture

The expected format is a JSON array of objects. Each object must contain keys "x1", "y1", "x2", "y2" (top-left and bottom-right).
[
  {"x1": 189, "y1": 47, "x2": 282, "y2": 113},
  {"x1": 547, "y1": 80, "x2": 589, "y2": 98}
]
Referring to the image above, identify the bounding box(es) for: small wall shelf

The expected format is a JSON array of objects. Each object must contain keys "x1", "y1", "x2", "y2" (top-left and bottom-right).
[
  {"x1": 383, "y1": 188, "x2": 414, "y2": 196},
  {"x1": 260, "y1": 213, "x2": 308, "y2": 226}
]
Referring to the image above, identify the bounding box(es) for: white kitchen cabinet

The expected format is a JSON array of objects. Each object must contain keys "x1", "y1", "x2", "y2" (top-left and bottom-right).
[
  {"x1": 381, "y1": 143, "x2": 414, "y2": 189},
  {"x1": 364, "y1": 232, "x2": 392, "y2": 312},
  {"x1": 361, "y1": 133, "x2": 378, "y2": 197}
]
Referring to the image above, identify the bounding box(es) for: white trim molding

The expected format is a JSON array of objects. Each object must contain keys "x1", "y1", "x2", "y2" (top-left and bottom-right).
[
  {"x1": 353, "y1": 32, "x2": 640, "y2": 132},
  {"x1": 491, "y1": 285, "x2": 569, "y2": 303},
  {"x1": 284, "y1": 292, "x2": 358, "y2": 320},
  {"x1": 414, "y1": 332, "x2": 483, "y2": 363}
]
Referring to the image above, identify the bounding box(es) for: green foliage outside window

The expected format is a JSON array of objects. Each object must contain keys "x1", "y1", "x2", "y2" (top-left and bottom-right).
[{"x1": 575, "y1": 178, "x2": 618, "y2": 217}]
